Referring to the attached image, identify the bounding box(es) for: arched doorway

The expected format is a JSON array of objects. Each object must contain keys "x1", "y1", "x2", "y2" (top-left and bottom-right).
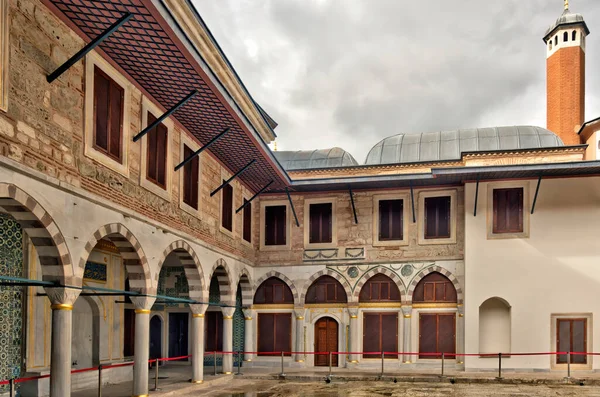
[
  {"x1": 254, "y1": 277, "x2": 293, "y2": 356},
  {"x1": 150, "y1": 315, "x2": 162, "y2": 363},
  {"x1": 71, "y1": 297, "x2": 100, "y2": 369},
  {"x1": 314, "y1": 317, "x2": 338, "y2": 367}
]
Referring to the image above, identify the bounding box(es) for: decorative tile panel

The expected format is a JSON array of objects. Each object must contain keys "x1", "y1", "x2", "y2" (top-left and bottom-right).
[{"x1": 156, "y1": 266, "x2": 189, "y2": 308}]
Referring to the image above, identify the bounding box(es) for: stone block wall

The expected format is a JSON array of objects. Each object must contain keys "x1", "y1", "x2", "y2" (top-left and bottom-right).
[{"x1": 0, "y1": 0, "x2": 257, "y2": 263}]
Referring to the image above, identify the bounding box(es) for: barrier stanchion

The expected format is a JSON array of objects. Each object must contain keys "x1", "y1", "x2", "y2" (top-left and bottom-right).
[
  {"x1": 496, "y1": 353, "x2": 502, "y2": 380},
  {"x1": 380, "y1": 352, "x2": 384, "y2": 379},
  {"x1": 152, "y1": 359, "x2": 159, "y2": 391},
  {"x1": 328, "y1": 352, "x2": 332, "y2": 379},
  {"x1": 279, "y1": 351, "x2": 286, "y2": 377},
  {"x1": 441, "y1": 352, "x2": 445, "y2": 377},
  {"x1": 9, "y1": 379, "x2": 14, "y2": 397},
  {"x1": 97, "y1": 364, "x2": 102, "y2": 397},
  {"x1": 213, "y1": 351, "x2": 217, "y2": 376},
  {"x1": 567, "y1": 352, "x2": 571, "y2": 379},
  {"x1": 236, "y1": 351, "x2": 242, "y2": 376}
]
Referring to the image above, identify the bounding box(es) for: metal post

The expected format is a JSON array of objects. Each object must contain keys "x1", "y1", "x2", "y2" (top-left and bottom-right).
[
  {"x1": 97, "y1": 364, "x2": 103, "y2": 397},
  {"x1": 328, "y1": 352, "x2": 333, "y2": 378},
  {"x1": 380, "y1": 351, "x2": 384, "y2": 379},
  {"x1": 154, "y1": 359, "x2": 159, "y2": 390},
  {"x1": 9, "y1": 379, "x2": 14, "y2": 397},
  {"x1": 213, "y1": 352, "x2": 217, "y2": 376},
  {"x1": 567, "y1": 352, "x2": 571, "y2": 379},
  {"x1": 441, "y1": 352, "x2": 445, "y2": 377},
  {"x1": 236, "y1": 351, "x2": 242, "y2": 376},
  {"x1": 279, "y1": 351, "x2": 286, "y2": 377},
  {"x1": 497, "y1": 353, "x2": 502, "y2": 379}
]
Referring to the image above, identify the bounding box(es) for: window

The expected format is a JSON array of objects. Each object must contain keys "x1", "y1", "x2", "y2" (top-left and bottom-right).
[
  {"x1": 493, "y1": 188, "x2": 523, "y2": 234},
  {"x1": 253, "y1": 277, "x2": 294, "y2": 304},
  {"x1": 309, "y1": 203, "x2": 332, "y2": 244},
  {"x1": 93, "y1": 66, "x2": 124, "y2": 162},
  {"x1": 0, "y1": 0, "x2": 8, "y2": 112},
  {"x1": 359, "y1": 274, "x2": 401, "y2": 302},
  {"x1": 564, "y1": 31, "x2": 569, "y2": 42},
  {"x1": 243, "y1": 198, "x2": 252, "y2": 243},
  {"x1": 557, "y1": 319, "x2": 587, "y2": 364},
  {"x1": 257, "y1": 313, "x2": 291, "y2": 356},
  {"x1": 572, "y1": 30, "x2": 577, "y2": 41},
  {"x1": 305, "y1": 276, "x2": 347, "y2": 304},
  {"x1": 419, "y1": 313, "x2": 456, "y2": 359},
  {"x1": 379, "y1": 199, "x2": 403, "y2": 241},
  {"x1": 221, "y1": 181, "x2": 233, "y2": 232},
  {"x1": 363, "y1": 313, "x2": 398, "y2": 359},
  {"x1": 549, "y1": 41, "x2": 553, "y2": 51},
  {"x1": 424, "y1": 196, "x2": 451, "y2": 239},
  {"x1": 555, "y1": 35, "x2": 558, "y2": 45},
  {"x1": 413, "y1": 272, "x2": 457, "y2": 303},
  {"x1": 145, "y1": 112, "x2": 168, "y2": 188},
  {"x1": 182, "y1": 144, "x2": 199, "y2": 210},
  {"x1": 265, "y1": 205, "x2": 286, "y2": 246}
]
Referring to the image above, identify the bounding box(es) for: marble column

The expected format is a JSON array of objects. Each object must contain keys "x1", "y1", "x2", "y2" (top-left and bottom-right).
[
  {"x1": 190, "y1": 304, "x2": 208, "y2": 383},
  {"x1": 130, "y1": 296, "x2": 156, "y2": 397},
  {"x1": 243, "y1": 309, "x2": 254, "y2": 362},
  {"x1": 456, "y1": 304, "x2": 465, "y2": 364},
  {"x1": 294, "y1": 308, "x2": 306, "y2": 362},
  {"x1": 221, "y1": 307, "x2": 235, "y2": 374},
  {"x1": 348, "y1": 308, "x2": 359, "y2": 364},
  {"x1": 46, "y1": 287, "x2": 80, "y2": 397},
  {"x1": 401, "y1": 306, "x2": 412, "y2": 364}
]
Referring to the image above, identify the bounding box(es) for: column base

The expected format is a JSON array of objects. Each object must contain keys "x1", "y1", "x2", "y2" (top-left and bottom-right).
[
  {"x1": 348, "y1": 360, "x2": 359, "y2": 363},
  {"x1": 244, "y1": 359, "x2": 252, "y2": 362},
  {"x1": 295, "y1": 359, "x2": 304, "y2": 363},
  {"x1": 190, "y1": 380, "x2": 203, "y2": 384},
  {"x1": 402, "y1": 360, "x2": 412, "y2": 364},
  {"x1": 223, "y1": 371, "x2": 233, "y2": 374}
]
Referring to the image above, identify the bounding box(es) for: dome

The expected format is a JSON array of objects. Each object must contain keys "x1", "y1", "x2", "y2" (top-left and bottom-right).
[
  {"x1": 543, "y1": 7, "x2": 589, "y2": 42},
  {"x1": 364, "y1": 126, "x2": 565, "y2": 165},
  {"x1": 274, "y1": 148, "x2": 359, "y2": 170}
]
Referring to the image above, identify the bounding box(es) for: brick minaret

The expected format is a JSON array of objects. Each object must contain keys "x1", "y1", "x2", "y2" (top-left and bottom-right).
[{"x1": 544, "y1": 1, "x2": 589, "y2": 146}]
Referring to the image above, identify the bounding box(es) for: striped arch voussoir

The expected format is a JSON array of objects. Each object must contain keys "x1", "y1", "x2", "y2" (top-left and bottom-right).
[
  {"x1": 80, "y1": 223, "x2": 151, "y2": 293},
  {"x1": 158, "y1": 240, "x2": 206, "y2": 302},
  {"x1": 300, "y1": 269, "x2": 353, "y2": 304},
  {"x1": 0, "y1": 183, "x2": 73, "y2": 283},
  {"x1": 209, "y1": 258, "x2": 234, "y2": 303},
  {"x1": 236, "y1": 267, "x2": 253, "y2": 307},
  {"x1": 253, "y1": 270, "x2": 299, "y2": 304},
  {"x1": 352, "y1": 266, "x2": 406, "y2": 303},
  {"x1": 407, "y1": 265, "x2": 463, "y2": 304}
]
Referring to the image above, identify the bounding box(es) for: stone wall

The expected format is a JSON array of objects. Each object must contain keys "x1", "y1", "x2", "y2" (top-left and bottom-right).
[{"x1": 0, "y1": 0, "x2": 257, "y2": 263}]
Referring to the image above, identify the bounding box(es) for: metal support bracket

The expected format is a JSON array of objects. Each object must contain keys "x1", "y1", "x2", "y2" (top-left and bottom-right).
[
  {"x1": 47, "y1": 13, "x2": 133, "y2": 83},
  {"x1": 473, "y1": 176, "x2": 480, "y2": 217},
  {"x1": 236, "y1": 180, "x2": 274, "y2": 213},
  {"x1": 210, "y1": 160, "x2": 256, "y2": 197},
  {"x1": 531, "y1": 175, "x2": 543, "y2": 214},
  {"x1": 174, "y1": 128, "x2": 230, "y2": 171},
  {"x1": 285, "y1": 187, "x2": 300, "y2": 227},
  {"x1": 410, "y1": 181, "x2": 416, "y2": 223},
  {"x1": 349, "y1": 186, "x2": 358, "y2": 224},
  {"x1": 133, "y1": 90, "x2": 198, "y2": 142}
]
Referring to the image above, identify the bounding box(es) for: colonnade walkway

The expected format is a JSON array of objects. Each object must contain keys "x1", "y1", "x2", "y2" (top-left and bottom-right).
[{"x1": 69, "y1": 364, "x2": 600, "y2": 397}]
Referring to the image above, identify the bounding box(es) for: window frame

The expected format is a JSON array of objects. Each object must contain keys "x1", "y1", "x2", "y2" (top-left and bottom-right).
[
  {"x1": 492, "y1": 187, "x2": 524, "y2": 234},
  {"x1": 303, "y1": 197, "x2": 337, "y2": 249},
  {"x1": 417, "y1": 189, "x2": 457, "y2": 245},
  {"x1": 219, "y1": 172, "x2": 234, "y2": 236},
  {"x1": 179, "y1": 133, "x2": 201, "y2": 216},
  {"x1": 550, "y1": 313, "x2": 592, "y2": 370},
  {"x1": 140, "y1": 96, "x2": 173, "y2": 200},
  {"x1": 0, "y1": 0, "x2": 8, "y2": 112},
  {"x1": 84, "y1": 51, "x2": 131, "y2": 177},
  {"x1": 257, "y1": 313, "x2": 292, "y2": 356},
  {"x1": 242, "y1": 194, "x2": 253, "y2": 246},
  {"x1": 373, "y1": 194, "x2": 409, "y2": 247},
  {"x1": 260, "y1": 200, "x2": 291, "y2": 250},
  {"x1": 486, "y1": 181, "x2": 530, "y2": 239}
]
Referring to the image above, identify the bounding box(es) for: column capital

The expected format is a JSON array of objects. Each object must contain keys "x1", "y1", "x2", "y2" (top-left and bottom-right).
[
  {"x1": 222, "y1": 306, "x2": 236, "y2": 318},
  {"x1": 457, "y1": 304, "x2": 464, "y2": 316},
  {"x1": 294, "y1": 307, "x2": 306, "y2": 320},
  {"x1": 242, "y1": 308, "x2": 254, "y2": 320},
  {"x1": 347, "y1": 308, "x2": 359, "y2": 318},
  {"x1": 44, "y1": 287, "x2": 80, "y2": 306},
  {"x1": 401, "y1": 305, "x2": 413, "y2": 316},
  {"x1": 130, "y1": 295, "x2": 156, "y2": 311},
  {"x1": 189, "y1": 304, "x2": 208, "y2": 316}
]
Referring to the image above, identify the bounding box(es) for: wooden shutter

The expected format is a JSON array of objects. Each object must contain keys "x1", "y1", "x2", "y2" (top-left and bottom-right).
[
  {"x1": 425, "y1": 197, "x2": 450, "y2": 239},
  {"x1": 94, "y1": 69, "x2": 110, "y2": 152},
  {"x1": 93, "y1": 66, "x2": 123, "y2": 162},
  {"x1": 309, "y1": 203, "x2": 332, "y2": 244},
  {"x1": 437, "y1": 314, "x2": 456, "y2": 356},
  {"x1": 493, "y1": 188, "x2": 523, "y2": 233},
  {"x1": 243, "y1": 199, "x2": 252, "y2": 243},
  {"x1": 379, "y1": 200, "x2": 403, "y2": 241},
  {"x1": 274, "y1": 314, "x2": 292, "y2": 355},
  {"x1": 265, "y1": 205, "x2": 286, "y2": 246},
  {"x1": 257, "y1": 313, "x2": 274, "y2": 355},
  {"x1": 362, "y1": 313, "x2": 381, "y2": 358},
  {"x1": 381, "y1": 313, "x2": 399, "y2": 358},
  {"x1": 108, "y1": 81, "x2": 123, "y2": 160},
  {"x1": 419, "y1": 313, "x2": 437, "y2": 358},
  {"x1": 221, "y1": 182, "x2": 233, "y2": 231},
  {"x1": 557, "y1": 318, "x2": 587, "y2": 364},
  {"x1": 182, "y1": 144, "x2": 198, "y2": 209}
]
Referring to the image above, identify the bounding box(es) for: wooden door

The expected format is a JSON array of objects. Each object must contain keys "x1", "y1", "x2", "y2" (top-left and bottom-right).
[
  {"x1": 362, "y1": 312, "x2": 398, "y2": 359},
  {"x1": 314, "y1": 317, "x2": 338, "y2": 366},
  {"x1": 419, "y1": 313, "x2": 456, "y2": 359},
  {"x1": 168, "y1": 313, "x2": 189, "y2": 359},
  {"x1": 150, "y1": 315, "x2": 162, "y2": 362}
]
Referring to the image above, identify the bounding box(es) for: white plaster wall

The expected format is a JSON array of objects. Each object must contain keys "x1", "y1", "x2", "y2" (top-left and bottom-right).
[{"x1": 464, "y1": 176, "x2": 600, "y2": 371}]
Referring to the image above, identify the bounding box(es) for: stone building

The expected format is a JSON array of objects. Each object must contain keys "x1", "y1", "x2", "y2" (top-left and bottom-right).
[{"x1": 0, "y1": 0, "x2": 599, "y2": 396}]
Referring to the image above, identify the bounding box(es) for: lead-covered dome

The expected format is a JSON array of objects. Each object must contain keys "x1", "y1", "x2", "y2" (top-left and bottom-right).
[
  {"x1": 274, "y1": 147, "x2": 359, "y2": 170},
  {"x1": 543, "y1": 6, "x2": 589, "y2": 43},
  {"x1": 364, "y1": 126, "x2": 564, "y2": 165}
]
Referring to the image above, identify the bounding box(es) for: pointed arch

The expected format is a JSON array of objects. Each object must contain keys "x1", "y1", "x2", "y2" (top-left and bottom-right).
[
  {"x1": 300, "y1": 268, "x2": 352, "y2": 304},
  {"x1": 253, "y1": 270, "x2": 299, "y2": 304},
  {"x1": 79, "y1": 223, "x2": 151, "y2": 293},
  {"x1": 0, "y1": 183, "x2": 73, "y2": 283},
  {"x1": 352, "y1": 266, "x2": 405, "y2": 303},
  {"x1": 407, "y1": 265, "x2": 463, "y2": 304},
  {"x1": 157, "y1": 240, "x2": 206, "y2": 302},
  {"x1": 208, "y1": 258, "x2": 234, "y2": 303},
  {"x1": 236, "y1": 267, "x2": 253, "y2": 307}
]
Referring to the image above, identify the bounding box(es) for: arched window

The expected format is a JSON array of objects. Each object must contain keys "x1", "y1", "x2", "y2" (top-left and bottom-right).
[
  {"x1": 564, "y1": 31, "x2": 569, "y2": 42},
  {"x1": 549, "y1": 41, "x2": 553, "y2": 51},
  {"x1": 359, "y1": 274, "x2": 401, "y2": 302},
  {"x1": 555, "y1": 35, "x2": 558, "y2": 46},
  {"x1": 479, "y1": 298, "x2": 511, "y2": 354},
  {"x1": 254, "y1": 277, "x2": 294, "y2": 304},
  {"x1": 572, "y1": 30, "x2": 577, "y2": 41},
  {"x1": 305, "y1": 275, "x2": 347, "y2": 304},
  {"x1": 413, "y1": 272, "x2": 457, "y2": 303}
]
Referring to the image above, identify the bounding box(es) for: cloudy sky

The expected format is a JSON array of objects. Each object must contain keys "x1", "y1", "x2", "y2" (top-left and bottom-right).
[{"x1": 192, "y1": 0, "x2": 600, "y2": 164}]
